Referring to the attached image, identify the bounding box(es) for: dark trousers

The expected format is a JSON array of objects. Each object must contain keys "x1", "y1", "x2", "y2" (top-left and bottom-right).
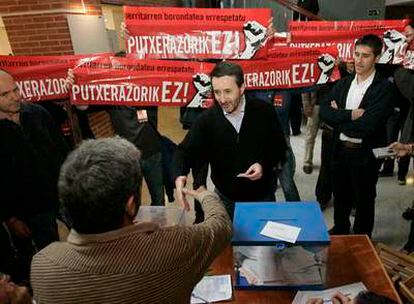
[
  {"x1": 140, "y1": 152, "x2": 165, "y2": 206},
  {"x1": 331, "y1": 146, "x2": 379, "y2": 237},
  {"x1": 0, "y1": 224, "x2": 14, "y2": 274},
  {"x1": 398, "y1": 155, "x2": 413, "y2": 179},
  {"x1": 6, "y1": 212, "x2": 58, "y2": 284},
  {"x1": 289, "y1": 93, "x2": 303, "y2": 135},
  {"x1": 379, "y1": 109, "x2": 401, "y2": 173},
  {"x1": 315, "y1": 127, "x2": 333, "y2": 206},
  {"x1": 214, "y1": 188, "x2": 276, "y2": 220}
]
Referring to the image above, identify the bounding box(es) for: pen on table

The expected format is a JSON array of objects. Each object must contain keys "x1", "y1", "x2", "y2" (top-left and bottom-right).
[{"x1": 191, "y1": 292, "x2": 210, "y2": 303}]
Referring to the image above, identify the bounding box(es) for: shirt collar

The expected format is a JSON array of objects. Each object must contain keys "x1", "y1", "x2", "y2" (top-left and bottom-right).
[
  {"x1": 354, "y1": 70, "x2": 376, "y2": 86},
  {"x1": 67, "y1": 222, "x2": 160, "y2": 245}
]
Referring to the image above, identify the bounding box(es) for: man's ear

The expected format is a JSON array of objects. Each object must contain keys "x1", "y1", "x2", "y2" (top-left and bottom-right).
[
  {"x1": 125, "y1": 195, "x2": 137, "y2": 219},
  {"x1": 240, "y1": 83, "x2": 246, "y2": 96}
]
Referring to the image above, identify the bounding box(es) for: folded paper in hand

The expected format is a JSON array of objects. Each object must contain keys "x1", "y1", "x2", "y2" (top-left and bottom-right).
[
  {"x1": 372, "y1": 147, "x2": 396, "y2": 159},
  {"x1": 134, "y1": 206, "x2": 186, "y2": 227}
]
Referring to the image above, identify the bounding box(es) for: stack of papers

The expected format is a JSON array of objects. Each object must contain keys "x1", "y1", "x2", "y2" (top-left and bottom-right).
[
  {"x1": 191, "y1": 275, "x2": 232, "y2": 304},
  {"x1": 292, "y1": 282, "x2": 367, "y2": 304}
]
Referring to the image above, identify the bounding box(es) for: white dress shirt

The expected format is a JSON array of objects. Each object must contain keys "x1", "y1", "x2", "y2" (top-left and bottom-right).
[
  {"x1": 339, "y1": 71, "x2": 376, "y2": 143},
  {"x1": 223, "y1": 95, "x2": 246, "y2": 133}
]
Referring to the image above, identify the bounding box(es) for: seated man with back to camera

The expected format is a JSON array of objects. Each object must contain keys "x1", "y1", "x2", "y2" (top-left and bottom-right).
[{"x1": 31, "y1": 137, "x2": 232, "y2": 304}]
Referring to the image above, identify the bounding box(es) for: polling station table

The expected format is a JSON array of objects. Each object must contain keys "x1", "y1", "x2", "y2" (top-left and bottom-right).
[{"x1": 209, "y1": 235, "x2": 402, "y2": 303}]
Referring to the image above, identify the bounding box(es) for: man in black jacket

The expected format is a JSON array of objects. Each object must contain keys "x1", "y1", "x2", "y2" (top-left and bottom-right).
[
  {"x1": 320, "y1": 35, "x2": 394, "y2": 237},
  {"x1": 174, "y1": 62, "x2": 286, "y2": 218},
  {"x1": 0, "y1": 69, "x2": 68, "y2": 282}
]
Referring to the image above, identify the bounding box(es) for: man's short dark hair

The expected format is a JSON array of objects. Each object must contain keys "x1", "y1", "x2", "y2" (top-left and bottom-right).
[
  {"x1": 355, "y1": 291, "x2": 397, "y2": 304},
  {"x1": 59, "y1": 137, "x2": 142, "y2": 234},
  {"x1": 355, "y1": 34, "x2": 383, "y2": 57},
  {"x1": 210, "y1": 61, "x2": 244, "y2": 87}
]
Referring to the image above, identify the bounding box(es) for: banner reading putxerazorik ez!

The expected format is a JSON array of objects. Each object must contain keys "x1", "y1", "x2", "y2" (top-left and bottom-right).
[
  {"x1": 70, "y1": 57, "x2": 215, "y2": 107},
  {"x1": 239, "y1": 46, "x2": 340, "y2": 89},
  {"x1": 288, "y1": 19, "x2": 409, "y2": 64},
  {"x1": 124, "y1": 6, "x2": 270, "y2": 60},
  {"x1": 0, "y1": 54, "x2": 112, "y2": 102}
]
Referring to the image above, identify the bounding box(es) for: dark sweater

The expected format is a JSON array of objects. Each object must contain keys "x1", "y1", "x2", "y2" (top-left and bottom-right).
[{"x1": 174, "y1": 97, "x2": 286, "y2": 202}]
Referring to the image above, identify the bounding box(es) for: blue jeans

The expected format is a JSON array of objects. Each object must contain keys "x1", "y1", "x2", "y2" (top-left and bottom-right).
[
  {"x1": 141, "y1": 152, "x2": 165, "y2": 206},
  {"x1": 278, "y1": 138, "x2": 301, "y2": 201}
]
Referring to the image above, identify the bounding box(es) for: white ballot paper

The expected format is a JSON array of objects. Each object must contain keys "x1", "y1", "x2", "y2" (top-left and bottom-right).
[
  {"x1": 134, "y1": 206, "x2": 186, "y2": 228},
  {"x1": 191, "y1": 274, "x2": 232, "y2": 304},
  {"x1": 372, "y1": 147, "x2": 396, "y2": 159},
  {"x1": 292, "y1": 282, "x2": 367, "y2": 304},
  {"x1": 260, "y1": 221, "x2": 301, "y2": 243}
]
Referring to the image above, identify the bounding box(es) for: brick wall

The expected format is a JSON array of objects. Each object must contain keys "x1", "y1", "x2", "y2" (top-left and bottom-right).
[
  {"x1": 0, "y1": 0, "x2": 102, "y2": 55},
  {"x1": 0, "y1": 0, "x2": 191, "y2": 55}
]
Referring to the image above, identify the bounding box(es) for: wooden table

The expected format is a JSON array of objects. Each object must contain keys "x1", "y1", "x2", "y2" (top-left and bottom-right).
[{"x1": 209, "y1": 235, "x2": 402, "y2": 303}]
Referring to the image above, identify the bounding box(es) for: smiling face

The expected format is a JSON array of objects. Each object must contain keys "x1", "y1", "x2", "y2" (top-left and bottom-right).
[
  {"x1": 0, "y1": 72, "x2": 21, "y2": 115},
  {"x1": 211, "y1": 75, "x2": 245, "y2": 114},
  {"x1": 354, "y1": 44, "x2": 378, "y2": 80}
]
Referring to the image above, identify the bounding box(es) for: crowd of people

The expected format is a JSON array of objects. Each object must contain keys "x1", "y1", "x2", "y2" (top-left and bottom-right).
[{"x1": 0, "y1": 9, "x2": 414, "y2": 304}]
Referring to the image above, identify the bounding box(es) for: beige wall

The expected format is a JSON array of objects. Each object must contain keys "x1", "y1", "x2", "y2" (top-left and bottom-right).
[
  {"x1": 0, "y1": 17, "x2": 12, "y2": 55},
  {"x1": 101, "y1": 4, "x2": 125, "y2": 50}
]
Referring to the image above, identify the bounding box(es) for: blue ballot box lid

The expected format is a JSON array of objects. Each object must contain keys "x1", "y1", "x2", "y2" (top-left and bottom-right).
[{"x1": 232, "y1": 202, "x2": 330, "y2": 246}]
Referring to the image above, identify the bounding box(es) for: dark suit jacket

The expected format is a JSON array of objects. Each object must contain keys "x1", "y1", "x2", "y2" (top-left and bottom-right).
[
  {"x1": 174, "y1": 97, "x2": 287, "y2": 202},
  {"x1": 0, "y1": 103, "x2": 69, "y2": 221},
  {"x1": 319, "y1": 72, "x2": 394, "y2": 153}
]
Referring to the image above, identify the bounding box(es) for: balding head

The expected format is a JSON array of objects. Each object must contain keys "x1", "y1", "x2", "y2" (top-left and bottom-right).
[
  {"x1": 0, "y1": 69, "x2": 21, "y2": 115},
  {"x1": 0, "y1": 69, "x2": 11, "y2": 77}
]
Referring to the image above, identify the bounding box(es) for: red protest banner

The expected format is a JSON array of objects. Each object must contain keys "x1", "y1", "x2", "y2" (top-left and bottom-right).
[
  {"x1": 289, "y1": 19, "x2": 409, "y2": 32},
  {"x1": 239, "y1": 46, "x2": 339, "y2": 90},
  {"x1": 290, "y1": 28, "x2": 408, "y2": 64},
  {"x1": 70, "y1": 58, "x2": 215, "y2": 107},
  {"x1": 124, "y1": 6, "x2": 270, "y2": 60},
  {"x1": 0, "y1": 54, "x2": 112, "y2": 102},
  {"x1": 267, "y1": 32, "x2": 290, "y2": 47}
]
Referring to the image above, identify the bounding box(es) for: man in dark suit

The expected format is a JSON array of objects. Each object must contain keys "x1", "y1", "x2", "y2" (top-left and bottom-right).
[
  {"x1": 174, "y1": 62, "x2": 286, "y2": 219},
  {"x1": 320, "y1": 34, "x2": 394, "y2": 237},
  {"x1": 0, "y1": 69, "x2": 69, "y2": 283}
]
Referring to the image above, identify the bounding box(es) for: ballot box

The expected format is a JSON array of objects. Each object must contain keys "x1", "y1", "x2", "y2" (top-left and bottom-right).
[{"x1": 232, "y1": 202, "x2": 330, "y2": 290}]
